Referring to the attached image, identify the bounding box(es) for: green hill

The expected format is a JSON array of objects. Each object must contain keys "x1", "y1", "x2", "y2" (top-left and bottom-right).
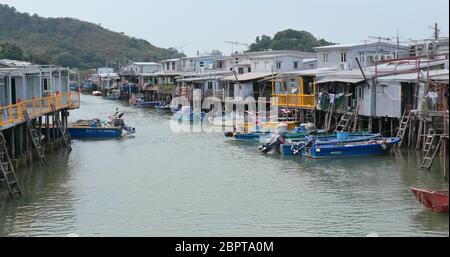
[
  {"x1": 248, "y1": 29, "x2": 334, "y2": 52},
  {"x1": 0, "y1": 4, "x2": 184, "y2": 69}
]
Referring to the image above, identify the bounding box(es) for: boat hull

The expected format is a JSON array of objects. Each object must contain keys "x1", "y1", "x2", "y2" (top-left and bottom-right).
[
  {"x1": 68, "y1": 127, "x2": 122, "y2": 139},
  {"x1": 280, "y1": 133, "x2": 382, "y2": 155},
  {"x1": 301, "y1": 138, "x2": 400, "y2": 158},
  {"x1": 131, "y1": 101, "x2": 162, "y2": 108},
  {"x1": 411, "y1": 187, "x2": 449, "y2": 212}
]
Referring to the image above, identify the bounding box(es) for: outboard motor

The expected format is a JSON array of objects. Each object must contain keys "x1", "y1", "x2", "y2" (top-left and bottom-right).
[
  {"x1": 259, "y1": 131, "x2": 286, "y2": 153},
  {"x1": 122, "y1": 125, "x2": 136, "y2": 135}
]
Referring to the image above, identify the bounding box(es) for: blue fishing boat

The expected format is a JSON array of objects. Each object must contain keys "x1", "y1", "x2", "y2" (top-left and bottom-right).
[
  {"x1": 300, "y1": 137, "x2": 400, "y2": 158},
  {"x1": 129, "y1": 94, "x2": 162, "y2": 107},
  {"x1": 68, "y1": 109, "x2": 135, "y2": 139},
  {"x1": 227, "y1": 129, "x2": 330, "y2": 142},
  {"x1": 156, "y1": 104, "x2": 173, "y2": 113},
  {"x1": 106, "y1": 89, "x2": 121, "y2": 100},
  {"x1": 173, "y1": 106, "x2": 206, "y2": 122},
  {"x1": 279, "y1": 133, "x2": 382, "y2": 155},
  {"x1": 68, "y1": 126, "x2": 123, "y2": 139}
]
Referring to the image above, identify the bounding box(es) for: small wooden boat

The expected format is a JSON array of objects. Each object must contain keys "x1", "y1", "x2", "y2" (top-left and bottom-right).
[
  {"x1": 68, "y1": 110, "x2": 135, "y2": 139},
  {"x1": 129, "y1": 95, "x2": 162, "y2": 107},
  {"x1": 280, "y1": 133, "x2": 382, "y2": 155},
  {"x1": 106, "y1": 89, "x2": 121, "y2": 100},
  {"x1": 68, "y1": 124, "x2": 122, "y2": 139},
  {"x1": 92, "y1": 91, "x2": 103, "y2": 96},
  {"x1": 227, "y1": 129, "x2": 330, "y2": 142},
  {"x1": 156, "y1": 104, "x2": 173, "y2": 113},
  {"x1": 173, "y1": 106, "x2": 206, "y2": 122},
  {"x1": 301, "y1": 137, "x2": 400, "y2": 158},
  {"x1": 410, "y1": 187, "x2": 449, "y2": 212}
]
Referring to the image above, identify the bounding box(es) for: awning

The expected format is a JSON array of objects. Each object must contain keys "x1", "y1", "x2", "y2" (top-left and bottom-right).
[
  {"x1": 221, "y1": 72, "x2": 273, "y2": 82},
  {"x1": 316, "y1": 77, "x2": 365, "y2": 84}
]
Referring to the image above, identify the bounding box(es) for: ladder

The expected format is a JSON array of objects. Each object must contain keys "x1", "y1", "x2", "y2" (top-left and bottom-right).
[
  {"x1": 351, "y1": 103, "x2": 360, "y2": 132},
  {"x1": 22, "y1": 110, "x2": 47, "y2": 166},
  {"x1": 335, "y1": 108, "x2": 354, "y2": 132},
  {"x1": 323, "y1": 101, "x2": 334, "y2": 130},
  {"x1": 395, "y1": 109, "x2": 411, "y2": 148},
  {"x1": 421, "y1": 130, "x2": 442, "y2": 169},
  {"x1": 0, "y1": 132, "x2": 22, "y2": 198},
  {"x1": 50, "y1": 104, "x2": 72, "y2": 153}
]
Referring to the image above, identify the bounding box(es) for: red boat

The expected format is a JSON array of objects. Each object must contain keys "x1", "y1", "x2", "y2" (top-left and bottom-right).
[{"x1": 410, "y1": 187, "x2": 449, "y2": 213}]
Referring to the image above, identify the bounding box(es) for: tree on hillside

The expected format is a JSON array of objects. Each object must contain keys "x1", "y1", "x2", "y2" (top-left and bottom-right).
[
  {"x1": 0, "y1": 42, "x2": 25, "y2": 60},
  {"x1": 248, "y1": 29, "x2": 333, "y2": 53}
]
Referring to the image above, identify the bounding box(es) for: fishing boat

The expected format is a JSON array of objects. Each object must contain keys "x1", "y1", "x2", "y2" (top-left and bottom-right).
[
  {"x1": 173, "y1": 106, "x2": 206, "y2": 122},
  {"x1": 300, "y1": 137, "x2": 400, "y2": 158},
  {"x1": 129, "y1": 94, "x2": 162, "y2": 107},
  {"x1": 92, "y1": 91, "x2": 103, "y2": 96},
  {"x1": 106, "y1": 89, "x2": 121, "y2": 100},
  {"x1": 226, "y1": 127, "x2": 329, "y2": 142},
  {"x1": 68, "y1": 109, "x2": 135, "y2": 139},
  {"x1": 279, "y1": 133, "x2": 381, "y2": 155},
  {"x1": 410, "y1": 187, "x2": 449, "y2": 212},
  {"x1": 156, "y1": 104, "x2": 173, "y2": 113}
]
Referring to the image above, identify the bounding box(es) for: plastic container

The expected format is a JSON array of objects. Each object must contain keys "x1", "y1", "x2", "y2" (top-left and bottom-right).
[{"x1": 337, "y1": 132, "x2": 349, "y2": 141}]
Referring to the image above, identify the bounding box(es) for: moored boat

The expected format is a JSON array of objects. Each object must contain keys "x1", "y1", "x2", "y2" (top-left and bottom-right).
[
  {"x1": 280, "y1": 133, "x2": 382, "y2": 155},
  {"x1": 300, "y1": 137, "x2": 400, "y2": 158},
  {"x1": 129, "y1": 94, "x2": 162, "y2": 107},
  {"x1": 68, "y1": 109, "x2": 135, "y2": 139},
  {"x1": 410, "y1": 187, "x2": 449, "y2": 212},
  {"x1": 156, "y1": 104, "x2": 173, "y2": 113},
  {"x1": 106, "y1": 89, "x2": 121, "y2": 100},
  {"x1": 92, "y1": 91, "x2": 103, "y2": 96}
]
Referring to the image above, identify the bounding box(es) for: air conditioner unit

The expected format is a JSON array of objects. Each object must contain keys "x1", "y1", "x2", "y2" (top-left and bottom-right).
[{"x1": 339, "y1": 62, "x2": 350, "y2": 70}]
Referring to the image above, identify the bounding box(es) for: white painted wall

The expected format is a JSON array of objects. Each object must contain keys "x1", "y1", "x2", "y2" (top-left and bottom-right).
[
  {"x1": 234, "y1": 82, "x2": 253, "y2": 99},
  {"x1": 0, "y1": 77, "x2": 6, "y2": 106}
]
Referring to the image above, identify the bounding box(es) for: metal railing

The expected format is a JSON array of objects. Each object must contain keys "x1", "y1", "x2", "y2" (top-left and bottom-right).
[
  {"x1": 274, "y1": 94, "x2": 316, "y2": 109},
  {"x1": 0, "y1": 90, "x2": 81, "y2": 127}
]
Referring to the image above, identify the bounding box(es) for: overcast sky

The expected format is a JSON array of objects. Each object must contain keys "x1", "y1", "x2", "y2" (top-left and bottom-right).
[{"x1": 2, "y1": 0, "x2": 449, "y2": 56}]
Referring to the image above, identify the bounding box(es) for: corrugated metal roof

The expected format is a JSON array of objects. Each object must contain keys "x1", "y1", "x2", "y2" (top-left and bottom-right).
[
  {"x1": 316, "y1": 77, "x2": 365, "y2": 84},
  {"x1": 314, "y1": 42, "x2": 409, "y2": 51},
  {"x1": 221, "y1": 72, "x2": 273, "y2": 82},
  {"x1": 378, "y1": 69, "x2": 449, "y2": 82}
]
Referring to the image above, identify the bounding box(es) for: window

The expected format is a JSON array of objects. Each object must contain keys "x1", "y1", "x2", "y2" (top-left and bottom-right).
[
  {"x1": 293, "y1": 61, "x2": 299, "y2": 69},
  {"x1": 289, "y1": 79, "x2": 297, "y2": 94},
  {"x1": 357, "y1": 86, "x2": 364, "y2": 99},
  {"x1": 247, "y1": 67, "x2": 251, "y2": 73},
  {"x1": 43, "y1": 79, "x2": 48, "y2": 91},
  {"x1": 323, "y1": 53, "x2": 328, "y2": 62},
  {"x1": 340, "y1": 52, "x2": 347, "y2": 62},
  {"x1": 359, "y1": 52, "x2": 366, "y2": 63},
  {"x1": 276, "y1": 61, "x2": 281, "y2": 69},
  {"x1": 208, "y1": 81, "x2": 213, "y2": 90},
  {"x1": 238, "y1": 67, "x2": 244, "y2": 74},
  {"x1": 166, "y1": 63, "x2": 170, "y2": 70},
  {"x1": 217, "y1": 61, "x2": 223, "y2": 69},
  {"x1": 235, "y1": 58, "x2": 239, "y2": 64},
  {"x1": 199, "y1": 61, "x2": 204, "y2": 68},
  {"x1": 172, "y1": 62, "x2": 176, "y2": 70}
]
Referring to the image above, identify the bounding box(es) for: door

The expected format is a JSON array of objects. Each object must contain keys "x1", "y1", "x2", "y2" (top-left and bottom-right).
[
  {"x1": 401, "y1": 82, "x2": 414, "y2": 113},
  {"x1": 11, "y1": 78, "x2": 16, "y2": 105}
]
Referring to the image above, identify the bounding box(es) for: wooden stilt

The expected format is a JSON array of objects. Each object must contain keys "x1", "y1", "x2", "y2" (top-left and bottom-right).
[{"x1": 416, "y1": 120, "x2": 423, "y2": 150}]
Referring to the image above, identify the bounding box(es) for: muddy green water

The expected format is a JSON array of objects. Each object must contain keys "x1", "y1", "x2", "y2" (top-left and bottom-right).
[{"x1": 0, "y1": 95, "x2": 448, "y2": 237}]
